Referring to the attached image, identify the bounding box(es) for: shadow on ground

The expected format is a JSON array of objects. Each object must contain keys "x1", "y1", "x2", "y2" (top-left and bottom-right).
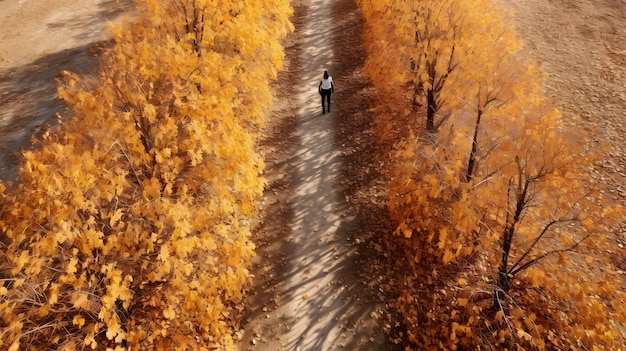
[
  {"x1": 239, "y1": 0, "x2": 404, "y2": 350},
  {"x1": 0, "y1": 0, "x2": 133, "y2": 181}
]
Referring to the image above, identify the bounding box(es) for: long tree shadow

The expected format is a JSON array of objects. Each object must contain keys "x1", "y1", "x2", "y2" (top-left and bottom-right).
[
  {"x1": 237, "y1": 0, "x2": 306, "y2": 348},
  {"x1": 46, "y1": 0, "x2": 134, "y2": 39},
  {"x1": 0, "y1": 0, "x2": 133, "y2": 182},
  {"x1": 0, "y1": 44, "x2": 106, "y2": 181},
  {"x1": 329, "y1": 0, "x2": 407, "y2": 348}
]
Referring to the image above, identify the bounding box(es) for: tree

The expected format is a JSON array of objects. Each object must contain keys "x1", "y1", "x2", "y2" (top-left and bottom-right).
[
  {"x1": 468, "y1": 97, "x2": 625, "y2": 348},
  {"x1": 359, "y1": 0, "x2": 417, "y2": 140},
  {"x1": 0, "y1": 0, "x2": 292, "y2": 350},
  {"x1": 411, "y1": 0, "x2": 462, "y2": 132},
  {"x1": 359, "y1": 0, "x2": 626, "y2": 348}
]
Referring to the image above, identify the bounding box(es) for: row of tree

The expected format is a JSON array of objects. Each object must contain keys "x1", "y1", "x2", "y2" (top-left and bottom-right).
[
  {"x1": 0, "y1": 0, "x2": 292, "y2": 350},
  {"x1": 358, "y1": 0, "x2": 625, "y2": 349}
]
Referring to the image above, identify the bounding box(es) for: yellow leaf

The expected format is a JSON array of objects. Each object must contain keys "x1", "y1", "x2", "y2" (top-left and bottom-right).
[
  {"x1": 495, "y1": 310, "x2": 505, "y2": 323},
  {"x1": 49, "y1": 284, "x2": 59, "y2": 305},
  {"x1": 12, "y1": 250, "x2": 30, "y2": 274},
  {"x1": 67, "y1": 257, "x2": 78, "y2": 275},
  {"x1": 110, "y1": 208, "x2": 124, "y2": 227},
  {"x1": 163, "y1": 305, "x2": 176, "y2": 319},
  {"x1": 517, "y1": 329, "x2": 532, "y2": 341},
  {"x1": 582, "y1": 218, "x2": 595, "y2": 229},
  {"x1": 438, "y1": 229, "x2": 448, "y2": 249},
  {"x1": 442, "y1": 250, "x2": 455, "y2": 264},
  {"x1": 73, "y1": 315, "x2": 86, "y2": 328},
  {"x1": 73, "y1": 293, "x2": 91, "y2": 310},
  {"x1": 159, "y1": 245, "x2": 170, "y2": 262},
  {"x1": 403, "y1": 229, "x2": 412, "y2": 238}
]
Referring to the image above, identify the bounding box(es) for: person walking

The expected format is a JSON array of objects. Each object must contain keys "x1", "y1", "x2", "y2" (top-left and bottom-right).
[{"x1": 318, "y1": 70, "x2": 334, "y2": 114}]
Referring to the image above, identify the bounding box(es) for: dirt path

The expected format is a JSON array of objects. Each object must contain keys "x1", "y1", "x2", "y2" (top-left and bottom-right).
[{"x1": 238, "y1": 0, "x2": 399, "y2": 350}]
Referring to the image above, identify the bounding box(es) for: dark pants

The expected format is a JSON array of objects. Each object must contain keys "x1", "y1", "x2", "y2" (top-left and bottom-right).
[{"x1": 321, "y1": 89, "x2": 332, "y2": 113}]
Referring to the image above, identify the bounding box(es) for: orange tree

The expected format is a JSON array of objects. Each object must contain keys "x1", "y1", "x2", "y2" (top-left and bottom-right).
[
  {"x1": 360, "y1": 0, "x2": 509, "y2": 133},
  {"x1": 359, "y1": 0, "x2": 626, "y2": 348},
  {"x1": 0, "y1": 0, "x2": 292, "y2": 350}
]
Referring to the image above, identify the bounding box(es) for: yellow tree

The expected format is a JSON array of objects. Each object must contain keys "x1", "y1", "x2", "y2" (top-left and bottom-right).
[
  {"x1": 410, "y1": 0, "x2": 464, "y2": 132},
  {"x1": 384, "y1": 0, "x2": 521, "y2": 271},
  {"x1": 360, "y1": 0, "x2": 511, "y2": 133},
  {"x1": 359, "y1": 0, "x2": 416, "y2": 140},
  {"x1": 453, "y1": 7, "x2": 523, "y2": 181},
  {"x1": 463, "y1": 84, "x2": 626, "y2": 348},
  {"x1": 0, "y1": 0, "x2": 292, "y2": 350}
]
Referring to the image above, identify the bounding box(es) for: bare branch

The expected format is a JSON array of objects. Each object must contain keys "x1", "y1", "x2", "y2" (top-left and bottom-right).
[{"x1": 510, "y1": 231, "x2": 592, "y2": 276}]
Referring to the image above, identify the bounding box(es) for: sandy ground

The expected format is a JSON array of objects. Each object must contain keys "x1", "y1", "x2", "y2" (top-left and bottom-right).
[
  {"x1": 0, "y1": 0, "x2": 127, "y2": 69},
  {"x1": 0, "y1": 0, "x2": 131, "y2": 180},
  {"x1": 501, "y1": 0, "x2": 626, "y2": 192}
]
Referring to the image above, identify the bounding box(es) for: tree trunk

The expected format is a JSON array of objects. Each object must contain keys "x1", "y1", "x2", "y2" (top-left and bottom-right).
[
  {"x1": 493, "y1": 270, "x2": 511, "y2": 311},
  {"x1": 466, "y1": 108, "x2": 482, "y2": 181},
  {"x1": 426, "y1": 88, "x2": 435, "y2": 131},
  {"x1": 493, "y1": 179, "x2": 528, "y2": 311}
]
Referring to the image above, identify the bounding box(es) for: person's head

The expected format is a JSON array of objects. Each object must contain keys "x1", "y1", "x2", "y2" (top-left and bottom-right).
[{"x1": 323, "y1": 70, "x2": 329, "y2": 80}]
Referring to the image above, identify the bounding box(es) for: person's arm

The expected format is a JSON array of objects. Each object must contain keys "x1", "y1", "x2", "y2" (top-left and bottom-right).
[
  {"x1": 319, "y1": 80, "x2": 322, "y2": 94},
  {"x1": 331, "y1": 81, "x2": 334, "y2": 93}
]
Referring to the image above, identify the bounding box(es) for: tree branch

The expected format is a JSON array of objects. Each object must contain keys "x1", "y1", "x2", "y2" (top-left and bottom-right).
[
  {"x1": 510, "y1": 232, "x2": 591, "y2": 276},
  {"x1": 507, "y1": 219, "x2": 559, "y2": 274}
]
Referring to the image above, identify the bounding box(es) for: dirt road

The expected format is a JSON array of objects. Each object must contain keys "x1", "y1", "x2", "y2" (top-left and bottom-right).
[{"x1": 237, "y1": 0, "x2": 399, "y2": 349}]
